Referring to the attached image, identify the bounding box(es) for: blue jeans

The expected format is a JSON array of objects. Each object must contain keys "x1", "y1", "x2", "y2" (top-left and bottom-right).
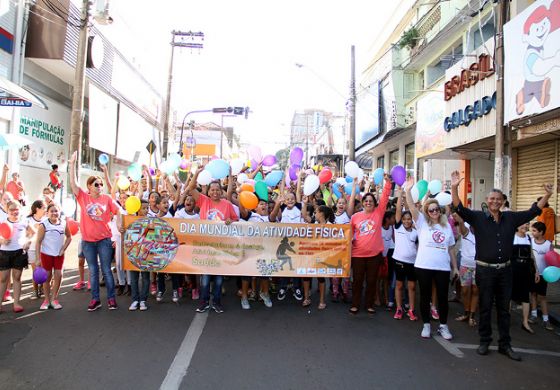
[
  {"x1": 83, "y1": 238, "x2": 115, "y2": 301},
  {"x1": 157, "y1": 273, "x2": 182, "y2": 293},
  {"x1": 279, "y1": 277, "x2": 301, "y2": 290},
  {"x1": 200, "y1": 275, "x2": 223, "y2": 304},
  {"x1": 130, "y1": 271, "x2": 150, "y2": 302}
]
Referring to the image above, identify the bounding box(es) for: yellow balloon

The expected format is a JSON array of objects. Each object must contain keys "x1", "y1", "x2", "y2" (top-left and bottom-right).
[{"x1": 125, "y1": 196, "x2": 141, "y2": 214}]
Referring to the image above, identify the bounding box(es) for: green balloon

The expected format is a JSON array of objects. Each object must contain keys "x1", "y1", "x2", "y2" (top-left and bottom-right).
[
  {"x1": 417, "y1": 180, "x2": 428, "y2": 199},
  {"x1": 255, "y1": 180, "x2": 268, "y2": 201},
  {"x1": 255, "y1": 172, "x2": 264, "y2": 181}
]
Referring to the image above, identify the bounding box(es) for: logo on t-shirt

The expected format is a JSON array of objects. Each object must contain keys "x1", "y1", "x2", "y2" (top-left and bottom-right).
[
  {"x1": 358, "y1": 220, "x2": 376, "y2": 236},
  {"x1": 207, "y1": 208, "x2": 225, "y2": 221},
  {"x1": 86, "y1": 202, "x2": 106, "y2": 221},
  {"x1": 432, "y1": 230, "x2": 445, "y2": 244}
]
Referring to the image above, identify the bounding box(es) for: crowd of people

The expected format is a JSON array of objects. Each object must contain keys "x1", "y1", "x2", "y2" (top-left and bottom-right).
[{"x1": 0, "y1": 154, "x2": 558, "y2": 362}]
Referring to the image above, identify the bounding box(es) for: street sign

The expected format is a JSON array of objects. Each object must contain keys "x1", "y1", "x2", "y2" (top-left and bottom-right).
[
  {"x1": 233, "y1": 107, "x2": 244, "y2": 115},
  {"x1": 0, "y1": 97, "x2": 32, "y2": 107},
  {"x1": 146, "y1": 140, "x2": 156, "y2": 154}
]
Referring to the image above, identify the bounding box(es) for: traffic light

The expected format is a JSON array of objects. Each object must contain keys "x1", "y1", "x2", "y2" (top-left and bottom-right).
[
  {"x1": 233, "y1": 107, "x2": 244, "y2": 115},
  {"x1": 244, "y1": 107, "x2": 249, "y2": 119}
]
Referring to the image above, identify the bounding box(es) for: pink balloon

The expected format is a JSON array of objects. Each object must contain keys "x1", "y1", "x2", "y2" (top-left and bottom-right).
[
  {"x1": 211, "y1": 155, "x2": 219, "y2": 161},
  {"x1": 180, "y1": 159, "x2": 189, "y2": 170},
  {"x1": 545, "y1": 250, "x2": 560, "y2": 267}
]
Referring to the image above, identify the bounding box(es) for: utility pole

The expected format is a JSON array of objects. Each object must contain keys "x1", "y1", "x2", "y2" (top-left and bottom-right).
[
  {"x1": 494, "y1": 0, "x2": 510, "y2": 193},
  {"x1": 69, "y1": 0, "x2": 90, "y2": 175},
  {"x1": 162, "y1": 30, "x2": 204, "y2": 158},
  {"x1": 349, "y1": 45, "x2": 356, "y2": 162}
]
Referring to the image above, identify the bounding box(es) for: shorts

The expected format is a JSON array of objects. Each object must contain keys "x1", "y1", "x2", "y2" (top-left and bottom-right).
[
  {"x1": 530, "y1": 278, "x2": 548, "y2": 296},
  {"x1": 41, "y1": 253, "x2": 65, "y2": 271},
  {"x1": 78, "y1": 240, "x2": 84, "y2": 258},
  {"x1": 459, "y1": 266, "x2": 476, "y2": 287},
  {"x1": 0, "y1": 249, "x2": 29, "y2": 271},
  {"x1": 394, "y1": 260, "x2": 416, "y2": 282}
]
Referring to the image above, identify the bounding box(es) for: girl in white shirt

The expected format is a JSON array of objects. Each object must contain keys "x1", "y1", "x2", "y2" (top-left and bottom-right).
[
  {"x1": 405, "y1": 178, "x2": 458, "y2": 340},
  {"x1": 25, "y1": 200, "x2": 47, "y2": 300},
  {"x1": 453, "y1": 214, "x2": 478, "y2": 327},
  {"x1": 529, "y1": 222, "x2": 554, "y2": 330}
]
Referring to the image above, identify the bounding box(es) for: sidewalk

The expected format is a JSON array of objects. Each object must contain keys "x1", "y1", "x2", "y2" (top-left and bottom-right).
[{"x1": 546, "y1": 278, "x2": 560, "y2": 326}]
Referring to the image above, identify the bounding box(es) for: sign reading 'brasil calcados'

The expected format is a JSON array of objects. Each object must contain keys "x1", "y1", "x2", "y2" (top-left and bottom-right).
[{"x1": 443, "y1": 91, "x2": 497, "y2": 132}]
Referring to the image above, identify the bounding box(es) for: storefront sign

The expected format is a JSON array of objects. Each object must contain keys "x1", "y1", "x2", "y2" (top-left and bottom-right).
[
  {"x1": 444, "y1": 54, "x2": 494, "y2": 101},
  {"x1": 122, "y1": 216, "x2": 351, "y2": 277},
  {"x1": 504, "y1": 0, "x2": 560, "y2": 123},
  {"x1": 0, "y1": 97, "x2": 31, "y2": 107},
  {"x1": 415, "y1": 89, "x2": 446, "y2": 158},
  {"x1": 444, "y1": 92, "x2": 497, "y2": 131}
]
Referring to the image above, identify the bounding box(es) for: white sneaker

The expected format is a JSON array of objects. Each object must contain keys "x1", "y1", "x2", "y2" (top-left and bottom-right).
[
  {"x1": 139, "y1": 301, "x2": 148, "y2": 311},
  {"x1": 421, "y1": 323, "x2": 431, "y2": 338},
  {"x1": 260, "y1": 292, "x2": 272, "y2": 308},
  {"x1": 172, "y1": 290, "x2": 179, "y2": 303},
  {"x1": 156, "y1": 291, "x2": 164, "y2": 302},
  {"x1": 438, "y1": 324, "x2": 453, "y2": 340},
  {"x1": 241, "y1": 298, "x2": 250, "y2": 310},
  {"x1": 129, "y1": 301, "x2": 139, "y2": 311}
]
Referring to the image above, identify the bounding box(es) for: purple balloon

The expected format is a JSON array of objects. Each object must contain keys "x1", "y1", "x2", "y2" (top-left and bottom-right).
[
  {"x1": 33, "y1": 266, "x2": 48, "y2": 284},
  {"x1": 262, "y1": 154, "x2": 277, "y2": 167},
  {"x1": 391, "y1": 165, "x2": 406, "y2": 186},
  {"x1": 290, "y1": 147, "x2": 304, "y2": 165},
  {"x1": 289, "y1": 164, "x2": 300, "y2": 181},
  {"x1": 149, "y1": 168, "x2": 155, "y2": 176}
]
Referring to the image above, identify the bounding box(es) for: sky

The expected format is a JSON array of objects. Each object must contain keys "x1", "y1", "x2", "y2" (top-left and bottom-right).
[{"x1": 102, "y1": 0, "x2": 410, "y2": 155}]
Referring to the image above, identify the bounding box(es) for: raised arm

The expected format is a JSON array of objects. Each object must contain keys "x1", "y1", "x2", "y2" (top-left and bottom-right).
[
  {"x1": 68, "y1": 151, "x2": 80, "y2": 197},
  {"x1": 395, "y1": 186, "x2": 403, "y2": 223},
  {"x1": 347, "y1": 178, "x2": 357, "y2": 216},
  {"x1": 295, "y1": 170, "x2": 304, "y2": 203},
  {"x1": 404, "y1": 177, "x2": 419, "y2": 221},
  {"x1": 101, "y1": 165, "x2": 113, "y2": 194},
  {"x1": 376, "y1": 174, "x2": 393, "y2": 215},
  {"x1": 452, "y1": 212, "x2": 469, "y2": 237},
  {"x1": 450, "y1": 170, "x2": 463, "y2": 208},
  {"x1": 537, "y1": 184, "x2": 554, "y2": 210},
  {"x1": 269, "y1": 194, "x2": 283, "y2": 223},
  {"x1": 0, "y1": 164, "x2": 8, "y2": 190},
  {"x1": 186, "y1": 167, "x2": 203, "y2": 202},
  {"x1": 110, "y1": 176, "x2": 118, "y2": 200}
]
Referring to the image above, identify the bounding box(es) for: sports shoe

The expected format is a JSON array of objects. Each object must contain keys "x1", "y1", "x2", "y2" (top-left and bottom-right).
[
  {"x1": 438, "y1": 324, "x2": 453, "y2": 340},
  {"x1": 88, "y1": 299, "x2": 102, "y2": 312},
  {"x1": 196, "y1": 301, "x2": 210, "y2": 313},
  {"x1": 116, "y1": 285, "x2": 125, "y2": 296},
  {"x1": 407, "y1": 309, "x2": 418, "y2": 321},
  {"x1": 40, "y1": 300, "x2": 50, "y2": 310},
  {"x1": 30, "y1": 290, "x2": 39, "y2": 300},
  {"x1": 528, "y1": 315, "x2": 537, "y2": 324},
  {"x1": 51, "y1": 300, "x2": 62, "y2": 310},
  {"x1": 277, "y1": 288, "x2": 286, "y2": 301},
  {"x1": 544, "y1": 320, "x2": 554, "y2": 331},
  {"x1": 293, "y1": 288, "x2": 303, "y2": 301},
  {"x1": 172, "y1": 290, "x2": 179, "y2": 303},
  {"x1": 108, "y1": 298, "x2": 118, "y2": 310},
  {"x1": 156, "y1": 291, "x2": 164, "y2": 302},
  {"x1": 241, "y1": 298, "x2": 251, "y2": 310},
  {"x1": 87, "y1": 281, "x2": 91, "y2": 291},
  {"x1": 191, "y1": 288, "x2": 199, "y2": 300},
  {"x1": 3, "y1": 290, "x2": 11, "y2": 302},
  {"x1": 421, "y1": 323, "x2": 431, "y2": 338},
  {"x1": 248, "y1": 291, "x2": 257, "y2": 302},
  {"x1": 386, "y1": 302, "x2": 395, "y2": 311},
  {"x1": 431, "y1": 307, "x2": 440, "y2": 320},
  {"x1": 73, "y1": 280, "x2": 86, "y2": 291},
  {"x1": 260, "y1": 292, "x2": 272, "y2": 308},
  {"x1": 150, "y1": 282, "x2": 157, "y2": 296},
  {"x1": 139, "y1": 301, "x2": 148, "y2": 311},
  {"x1": 129, "y1": 301, "x2": 139, "y2": 311},
  {"x1": 212, "y1": 302, "x2": 224, "y2": 313},
  {"x1": 393, "y1": 307, "x2": 404, "y2": 320}
]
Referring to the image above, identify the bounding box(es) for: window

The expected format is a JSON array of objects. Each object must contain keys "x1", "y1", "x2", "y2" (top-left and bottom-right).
[
  {"x1": 426, "y1": 41, "x2": 463, "y2": 86},
  {"x1": 377, "y1": 156, "x2": 385, "y2": 169},
  {"x1": 81, "y1": 108, "x2": 104, "y2": 171},
  {"x1": 469, "y1": 16, "x2": 495, "y2": 51},
  {"x1": 405, "y1": 143, "x2": 415, "y2": 174},
  {"x1": 389, "y1": 149, "x2": 399, "y2": 169}
]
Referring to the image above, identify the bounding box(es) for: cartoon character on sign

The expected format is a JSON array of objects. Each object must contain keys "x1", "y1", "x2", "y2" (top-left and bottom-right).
[
  {"x1": 276, "y1": 237, "x2": 296, "y2": 271},
  {"x1": 516, "y1": 0, "x2": 560, "y2": 115}
]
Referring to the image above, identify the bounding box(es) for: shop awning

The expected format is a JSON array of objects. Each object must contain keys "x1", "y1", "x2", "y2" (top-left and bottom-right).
[{"x1": 0, "y1": 76, "x2": 48, "y2": 109}]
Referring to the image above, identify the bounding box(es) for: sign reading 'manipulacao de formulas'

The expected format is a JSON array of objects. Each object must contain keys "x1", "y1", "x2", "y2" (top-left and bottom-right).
[{"x1": 19, "y1": 115, "x2": 65, "y2": 145}]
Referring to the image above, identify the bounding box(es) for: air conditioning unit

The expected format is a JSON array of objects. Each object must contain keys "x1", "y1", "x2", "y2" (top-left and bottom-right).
[{"x1": 93, "y1": 0, "x2": 113, "y2": 25}]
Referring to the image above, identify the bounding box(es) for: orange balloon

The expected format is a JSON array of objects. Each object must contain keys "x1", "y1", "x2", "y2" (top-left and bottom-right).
[
  {"x1": 66, "y1": 217, "x2": 80, "y2": 236},
  {"x1": 239, "y1": 191, "x2": 258, "y2": 210},
  {"x1": 240, "y1": 183, "x2": 254, "y2": 192}
]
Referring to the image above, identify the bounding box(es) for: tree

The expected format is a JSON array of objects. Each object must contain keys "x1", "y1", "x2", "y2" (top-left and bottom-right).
[{"x1": 275, "y1": 147, "x2": 290, "y2": 170}]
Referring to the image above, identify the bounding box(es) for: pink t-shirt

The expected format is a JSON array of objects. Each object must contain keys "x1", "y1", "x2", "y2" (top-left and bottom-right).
[
  {"x1": 350, "y1": 180, "x2": 392, "y2": 258},
  {"x1": 196, "y1": 194, "x2": 239, "y2": 222},
  {"x1": 77, "y1": 189, "x2": 119, "y2": 242}
]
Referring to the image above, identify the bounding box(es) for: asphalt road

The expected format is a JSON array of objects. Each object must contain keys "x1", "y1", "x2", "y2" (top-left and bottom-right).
[{"x1": 2, "y1": 264, "x2": 560, "y2": 390}]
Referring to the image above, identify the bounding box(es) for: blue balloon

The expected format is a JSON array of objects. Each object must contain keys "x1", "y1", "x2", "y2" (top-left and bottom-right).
[
  {"x1": 542, "y1": 266, "x2": 560, "y2": 283},
  {"x1": 344, "y1": 182, "x2": 358, "y2": 195},
  {"x1": 167, "y1": 153, "x2": 182, "y2": 170},
  {"x1": 345, "y1": 176, "x2": 353, "y2": 183},
  {"x1": 373, "y1": 168, "x2": 384, "y2": 185},
  {"x1": 206, "y1": 159, "x2": 230, "y2": 179},
  {"x1": 264, "y1": 170, "x2": 283, "y2": 187},
  {"x1": 333, "y1": 184, "x2": 342, "y2": 199},
  {"x1": 98, "y1": 154, "x2": 109, "y2": 165}
]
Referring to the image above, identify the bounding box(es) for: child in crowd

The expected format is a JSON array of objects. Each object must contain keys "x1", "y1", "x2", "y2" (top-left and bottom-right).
[
  {"x1": 380, "y1": 211, "x2": 396, "y2": 310},
  {"x1": 26, "y1": 200, "x2": 47, "y2": 300},
  {"x1": 453, "y1": 213, "x2": 478, "y2": 327},
  {"x1": 129, "y1": 198, "x2": 150, "y2": 311},
  {"x1": 529, "y1": 222, "x2": 554, "y2": 331}
]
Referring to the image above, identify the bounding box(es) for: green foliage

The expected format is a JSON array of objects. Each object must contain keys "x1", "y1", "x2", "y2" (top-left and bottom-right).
[
  {"x1": 398, "y1": 27, "x2": 420, "y2": 50},
  {"x1": 275, "y1": 147, "x2": 290, "y2": 170}
]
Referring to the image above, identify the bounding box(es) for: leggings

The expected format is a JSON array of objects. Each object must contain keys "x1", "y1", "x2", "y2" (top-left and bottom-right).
[
  {"x1": 351, "y1": 254, "x2": 383, "y2": 309},
  {"x1": 415, "y1": 267, "x2": 450, "y2": 324}
]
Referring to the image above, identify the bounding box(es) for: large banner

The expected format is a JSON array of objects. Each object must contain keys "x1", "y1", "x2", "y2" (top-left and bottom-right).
[
  {"x1": 122, "y1": 216, "x2": 352, "y2": 277},
  {"x1": 504, "y1": 0, "x2": 560, "y2": 123}
]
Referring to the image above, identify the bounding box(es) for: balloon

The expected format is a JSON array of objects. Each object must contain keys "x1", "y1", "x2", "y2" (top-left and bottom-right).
[
  {"x1": 345, "y1": 161, "x2": 360, "y2": 178},
  {"x1": 305, "y1": 169, "x2": 314, "y2": 175},
  {"x1": 206, "y1": 159, "x2": 230, "y2": 180},
  {"x1": 240, "y1": 183, "x2": 255, "y2": 192},
  {"x1": 240, "y1": 191, "x2": 259, "y2": 210},
  {"x1": 128, "y1": 164, "x2": 142, "y2": 181},
  {"x1": 435, "y1": 192, "x2": 452, "y2": 206},
  {"x1": 335, "y1": 177, "x2": 346, "y2": 186},
  {"x1": 255, "y1": 181, "x2": 269, "y2": 201},
  {"x1": 245, "y1": 179, "x2": 255, "y2": 186},
  {"x1": 98, "y1": 153, "x2": 109, "y2": 165},
  {"x1": 544, "y1": 250, "x2": 560, "y2": 267},
  {"x1": 125, "y1": 196, "x2": 141, "y2": 214},
  {"x1": 62, "y1": 197, "x2": 76, "y2": 216},
  {"x1": 417, "y1": 180, "x2": 429, "y2": 199},
  {"x1": 345, "y1": 176, "x2": 353, "y2": 183},
  {"x1": 391, "y1": 165, "x2": 406, "y2": 186},
  {"x1": 0, "y1": 222, "x2": 13, "y2": 239},
  {"x1": 248, "y1": 145, "x2": 263, "y2": 162},
  {"x1": 262, "y1": 155, "x2": 277, "y2": 167},
  {"x1": 344, "y1": 182, "x2": 359, "y2": 196},
  {"x1": 373, "y1": 168, "x2": 384, "y2": 185},
  {"x1": 428, "y1": 180, "x2": 442, "y2": 195},
  {"x1": 237, "y1": 173, "x2": 248, "y2": 184},
  {"x1": 264, "y1": 170, "x2": 283, "y2": 187},
  {"x1": 318, "y1": 168, "x2": 333, "y2": 184},
  {"x1": 250, "y1": 159, "x2": 259, "y2": 171},
  {"x1": 159, "y1": 160, "x2": 170, "y2": 175},
  {"x1": 230, "y1": 159, "x2": 245, "y2": 175},
  {"x1": 542, "y1": 266, "x2": 560, "y2": 283},
  {"x1": 197, "y1": 170, "x2": 213, "y2": 185},
  {"x1": 290, "y1": 147, "x2": 304, "y2": 165},
  {"x1": 33, "y1": 267, "x2": 48, "y2": 284},
  {"x1": 117, "y1": 176, "x2": 130, "y2": 190},
  {"x1": 149, "y1": 168, "x2": 156, "y2": 176},
  {"x1": 332, "y1": 184, "x2": 342, "y2": 198},
  {"x1": 179, "y1": 159, "x2": 190, "y2": 170},
  {"x1": 254, "y1": 172, "x2": 264, "y2": 181},
  {"x1": 357, "y1": 168, "x2": 364, "y2": 182},
  {"x1": 303, "y1": 174, "x2": 320, "y2": 196},
  {"x1": 167, "y1": 154, "x2": 182, "y2": 170},
  {"x1": 66, "y1": 217, "x2": 80, "y2": 236},
  {"x1": 289, "y1": 164, "x2": 300, "y2": 181},
  {"x1": 410, "y1": 185, "x2": 420, "y2": 202}
]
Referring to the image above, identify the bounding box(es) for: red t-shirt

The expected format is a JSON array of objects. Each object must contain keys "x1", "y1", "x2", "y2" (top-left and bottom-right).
[
  {"x1": 49, "y1": 171, "x2": 60, "y2": 188},
  {"x1": 350, "y1": 180, "x2": 392, "y2": 258},
  {"x1": 196, "y1": 194, "x2": 239, "y2": 222},
  {"x1": 77, "y1": 189, "x2": 119, "y2": 242},
  {"x1": 6, "y1": 180, "x2": 23, "y2": 200}
]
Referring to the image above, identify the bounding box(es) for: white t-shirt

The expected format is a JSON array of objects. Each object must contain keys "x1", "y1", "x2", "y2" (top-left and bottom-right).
[
  {"x1": 532, "y1": 239, "x2": 552, "y2": 275},
  {"x1": 460, "y1": 228, "x2": 476, "y2": 269},
  {"x1": 0, "y1": 219, "x2": 29, "y2": 251},
  {"x1": 392, "y1": 222, "x2": 418, "y2": 264},
  {"x1": 174, "y1": 208, "x2": 200, "y2": 220},
  {"x1": 147, "y1": 207, "x2": 159, "y2": 217},
  {"x1": 334, "y1": 211, "x2": 350, "y2": 225},
  {"x1": 247, "y1": 212, "x2": 269, "y2": 223},
  {"x1": 513, "y1": 235, "x2": 531, "y2": 246},
  {"x1": 382, "y1": 225, "x2": 395, "y2": 256},
  {"x1": 414, "y1": 213, "x2": 455, "y2": 271},
  {"x1": 281, "y1": 205, "x2": 302, "y2": 224},
  {"x1": 0, "y1": 207, "x2": 7, "y2": 222},
  {"x1": 40, "y1": 219, "x2": 66, "y2": 256}
]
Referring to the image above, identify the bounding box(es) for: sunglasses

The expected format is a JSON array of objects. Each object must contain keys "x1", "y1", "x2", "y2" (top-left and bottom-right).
[
  {"x1": 427, "y1": 208, "x2": 441, "y2": 213},
  {"x1": 93, "y1": 182, "x2": 104, "y2": 188},
  {"x1": 8, "y1": 208, "x2": 19, "y2": 212}
]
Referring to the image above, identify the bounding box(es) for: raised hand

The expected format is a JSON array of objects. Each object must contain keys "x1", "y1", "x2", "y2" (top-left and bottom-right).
[
  {"x1": 543, "y1": 183, "x2": 553, "y2": 195},
  {"x1": 404, "y1": 176, "x2": 414, "y2": 192},
  {"x1": 451, "y1": 170, "x2": 463, "y2": 188}
]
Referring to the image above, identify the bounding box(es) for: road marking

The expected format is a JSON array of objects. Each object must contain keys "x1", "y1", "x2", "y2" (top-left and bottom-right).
[
  {"x1": 16, "y1": 310, "x2": 46, "y2": 320},
  {"x1": 454, "y1": 343, "x2": 560, "y2": 358},
  {"x1": 159, "y1": 312, "x2": 208, "y2": 390},
  {"x1": 433, "y1": 335, "x2": 465, "y2": 358}
]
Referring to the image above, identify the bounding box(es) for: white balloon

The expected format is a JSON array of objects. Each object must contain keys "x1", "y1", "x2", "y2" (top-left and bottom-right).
[
  {"x1": 197, "y1": 170, "x2": 213, "y2": 185},
  {"x1": 335, "y1": 177, "x2": 347, "y2": 186},
  {"x1": 410, "y1": 185, "x2": 419, "y2": 203},
  {"x1": 345, "y1": 161, "x2": 360, "y2": 178},
  {"x1": 357, "y1": 168, "x2": 364, "y2": 182},
  {"x1": 435, "y1": 192, "x2": 452, "y2": 206},
  {"x1": 62, "y1": 197, "x2": 76, "y2": 216},
  {"x1": 237, "y1": 173, "x2": 248, "y2": 184},
  {"x1": 230, "y1": 159, "x2": 245, "y2": 175},
  {"x1": 303, "y1": 174, "x2": 320, "y2": 196},
  {"x1": 428, "y1": 179, "x2": 442, "y2": 195}
]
